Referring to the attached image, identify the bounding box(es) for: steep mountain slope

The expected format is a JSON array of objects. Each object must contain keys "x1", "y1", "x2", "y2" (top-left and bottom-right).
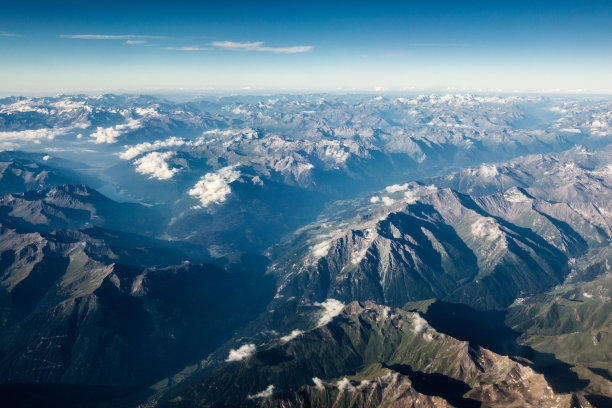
[
  {"x1": 0, "y1": 186, "x2": 275, "y2": 405},
  {"x1": 270, "y1": 189, "x2": 569, "y2": 311},
  {"x1": 155, "y1": 301, "x2": 576, "y2": 408},
  {"x1": 0, "y1": 184, "x2": 165, "y2": 237}
]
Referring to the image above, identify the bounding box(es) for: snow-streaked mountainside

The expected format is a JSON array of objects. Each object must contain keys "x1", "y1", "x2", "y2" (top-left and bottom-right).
[{"x1": 1, "y1": 94, "x2": 611, "y2": 408}]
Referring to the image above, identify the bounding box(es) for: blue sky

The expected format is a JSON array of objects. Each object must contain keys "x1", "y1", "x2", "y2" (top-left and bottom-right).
[{"x1": 1, "y1": 0, "x2": 611, "y2": 94}]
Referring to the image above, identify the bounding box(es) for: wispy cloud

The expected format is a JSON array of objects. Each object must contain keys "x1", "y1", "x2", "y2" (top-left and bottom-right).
[
  {"x1": 60, "y1": 34, "x2": 165, "y2": 40},
  {"x1": 212, "y1": 41, "x2": 313, "y2": 54},
  {"x1": 126, "y1": 40, "x2": 147, "y2": 45},
  {"x1": 409, "y1": 43, "x2": 467, "y2": 47},
  {"x1": 0, "y1": 31, "x2": 19, "y2": 37},
  {"x1": 164, "y1": 46, "x2": 211, "y2": 51}
]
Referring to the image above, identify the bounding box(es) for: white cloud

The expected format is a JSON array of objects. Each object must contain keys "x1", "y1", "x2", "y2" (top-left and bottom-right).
[
  {"x1": 164, "y1": 46, "x2": 211, "y2": 51},
  {"x1": 247, "y1": 385, "x2": 274, "y2": 400},
  {"x1": 311, "y1": 240, "x2": 331, "y2": 258},
  {"x1": 381, "y1": 196, "x2": 395, "y2": 206},
  {"x1": 226, "y1": 343, "x2": 256, "y2": 362},
  {"x1": 471, "y1": 217, "x2": 502, "y2": 241},
  {"x1": 0, "y1": 127, "x2": 69, "y2": 142},
  {"x1": 280, "y1": 329, "x2": 303, "y2": 343},
  {"x1": 189, "y1": 165, "x2": 241, "y2": 207},
  {"x1": 370, "y1": 196, "x2": 381, "y2": 203},
  {"x1": 385, "y1": 183, "x2": 410, "y2": 193},
  {"x1": 90, "y1": 127, "x2": 121, "y2": 144},
  {"x1": 314, "y1": 299, "x2": 345, "y2": 326},
  {"x1": 312, "y1": 377, "x2": 325, "y2": 390},
  {"x1": 126, "y1": 40, "x2": 147, "y2": 45},
  {"x1": 134, "y1": 151, "x2": 179, "y2": 180},
  {"x1": 336, "y1": 378, "x2": 355, "y2": 392},
  {"x1": 60, "y1": 34, "x2": 164, "y2": 40},
  {"x1": 212, "y1": 41, "x2": 313, "y2": 54},
  {"x1": 0, "y1": 31, "x2": 19, "y2": 37},
  {"x1": 410, "y1": 313, "x2": 428, "y2": 334},
  {"x1": 42, "y1": 155, "x2": 51, "y2": 161},
  {"x1": 119, "y1": 136, "x2": 188, "y2": 160},
  {"x1": 89, "y1": 118, "x2": 142, "y2": 144}
]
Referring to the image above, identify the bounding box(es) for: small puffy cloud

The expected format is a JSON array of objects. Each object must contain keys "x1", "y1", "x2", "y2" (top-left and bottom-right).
[
  {"x1": 311, "y1": 240, "x2": 330, "y2": 258},
  {"x1": 381, "y1": 196, "x2": 395, "y2": 206},
  {"x1": 119, "y1": 136, "x2": 188, "y2": 160},
  {"x1": 410, "y1": 313, "x2": 428, "y2": 334},
  {"x1": 314, "y1": 299, "x2": 345, "y2": 326},
  {"x1": 247, "y1": 385, "x2": 274, "y2": 400},
  {"x1": 370, "y1": 196, "x2": 381, "y2": 203},
  {"x1": 90, "y1": 126, "x2": 121, "y2": 144},
  {"x1": 471, "y1": 217, "x2": 502, "y2": 241},
  {"x1": 226, "y1": 343, "x2": 256, "y2": 362},
  {"x1": 280, "y1": 329, "x2": 303, "y2": 343},
  {"x1": 189, "y1": 165, "x2": 241, "y2": 207},
  {"x1": 385, "y1": 183, "x2": 410, "y2": 193},
  {"x1": 336, "y1": 378, "x2": 355, "y2": 392},
  {"x1": 212, "y1": 40, "x2": 313, "y2": 54},
  {"x1": 134, "y1": 151, "x2": 179, "y2": 180},
  {"x1": 42, "y1": 155, "x2": 51, "y2": 161},
  {"x1": 312, "y1": 377, "x2": 325, "y2": 390},
  {"x1": 89, "y1": 118, "x2": 142, "y2": 144}
]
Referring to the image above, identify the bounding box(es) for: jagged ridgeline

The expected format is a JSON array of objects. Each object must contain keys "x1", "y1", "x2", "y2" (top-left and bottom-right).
[{"x1": 0, "y1": 94, "x2": 611, "y2": 407}]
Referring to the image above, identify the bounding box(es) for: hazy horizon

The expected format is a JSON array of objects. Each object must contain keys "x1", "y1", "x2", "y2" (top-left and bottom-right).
[{"x1": 1, "y1": 0, "x2": 611, "y2": 94}]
